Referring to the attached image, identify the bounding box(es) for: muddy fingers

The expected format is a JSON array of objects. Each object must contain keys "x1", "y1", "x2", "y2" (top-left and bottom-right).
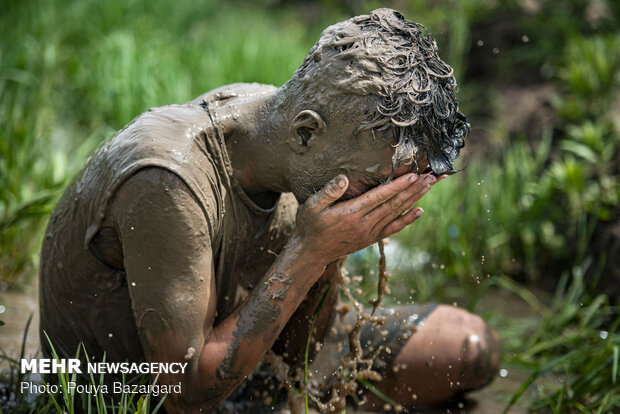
[
  {"x1": 349, "y1": 173, "x2": 419, "y2": 214},
  {"x1": 379, "y1": 207, "x2": 424, "y2": 239},
  {"x1": 306, "y1": 175, "x2": 349, "y2": 212},
  {"x1": 364, "y1": 174, "x2": 433, "y2": 225},
  {"x1": 369, "y1": 182, "x2": 432, "y2": 236}
]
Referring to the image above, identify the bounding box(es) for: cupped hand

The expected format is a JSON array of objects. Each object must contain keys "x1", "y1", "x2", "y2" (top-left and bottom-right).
[{"x1": 294, "y1": 173, "x2": 437, "y2": 266}]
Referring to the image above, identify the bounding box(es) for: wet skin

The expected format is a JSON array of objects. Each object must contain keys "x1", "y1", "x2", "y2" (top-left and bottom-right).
[
  {"x1": 103, "y1": 85, "x2": 499, "y2": 413},
  {"x1": 364, "y1": 305, "x2": 502, "y2": 408},
  {"x1": 112, "y1": 168, "x2": 436, "y2": 413}
]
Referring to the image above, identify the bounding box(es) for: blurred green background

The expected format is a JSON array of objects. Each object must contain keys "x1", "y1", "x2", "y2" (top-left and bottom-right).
[{"x1": 1, "y1": 0, "x2": 619, "y2": 412}]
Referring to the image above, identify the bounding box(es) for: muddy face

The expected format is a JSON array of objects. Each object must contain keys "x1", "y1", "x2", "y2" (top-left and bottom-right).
[{"x1": 286, "y1": 112, "x2": 428, "y2": 202}]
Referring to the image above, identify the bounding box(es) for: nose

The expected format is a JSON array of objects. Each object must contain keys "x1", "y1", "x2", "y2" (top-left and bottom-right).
[
  {"x1": 391, "y1": 157, "x2": 429, "y2": 179},
  {"x1": 392, "y1": 164, "x2": 413, "y2": 179}
]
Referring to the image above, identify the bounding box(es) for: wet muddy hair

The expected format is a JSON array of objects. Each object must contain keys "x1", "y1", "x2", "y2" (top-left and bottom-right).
[{"x1": 284, "y1": 8, "x2": 469, "y2": 175}]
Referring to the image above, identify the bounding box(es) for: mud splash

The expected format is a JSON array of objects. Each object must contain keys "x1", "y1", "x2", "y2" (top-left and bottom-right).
[
  {"x1": 370, "y1": 239, "x2": 390, "y2": 316},
  {"x1": 265, "y1": 240, "x2": 391, "y2": 413}
]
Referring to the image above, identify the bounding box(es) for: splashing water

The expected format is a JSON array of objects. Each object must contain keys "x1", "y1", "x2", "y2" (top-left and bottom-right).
[{"x1": 265, "y1": 240, "x2": 393, "y2": 413}]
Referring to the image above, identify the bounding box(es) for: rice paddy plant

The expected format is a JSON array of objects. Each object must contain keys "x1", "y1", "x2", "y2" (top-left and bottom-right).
[{"x1": 501, "y1": 261, "x2": 620, "y2": 413}]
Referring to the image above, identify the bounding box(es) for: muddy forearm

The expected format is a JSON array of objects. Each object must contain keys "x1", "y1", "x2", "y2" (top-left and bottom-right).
[
  {"x1": 273, "y1": 259, "x2": 343, "y2": 367},
  {"x1": 188, "y1": 236, "x2": 326, "y2": 411}
]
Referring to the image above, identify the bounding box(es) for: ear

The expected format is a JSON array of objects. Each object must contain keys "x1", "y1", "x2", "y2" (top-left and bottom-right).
[{"x1": 288, "y1": 110, "x2": 326, "y2": 154}]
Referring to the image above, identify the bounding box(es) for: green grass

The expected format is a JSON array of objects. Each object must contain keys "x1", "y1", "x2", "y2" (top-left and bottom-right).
[{"x1": 498, "y1": 261, "x2": 620, "y2": 413}]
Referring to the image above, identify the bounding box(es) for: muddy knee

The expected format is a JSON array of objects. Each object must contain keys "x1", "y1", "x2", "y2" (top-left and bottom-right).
[
  {"x1": 454, "y1": 310, "x2": 502, "y2": 391},
  {"x1": 369, "y1": 305, "x2": 502, "y2": 407}
]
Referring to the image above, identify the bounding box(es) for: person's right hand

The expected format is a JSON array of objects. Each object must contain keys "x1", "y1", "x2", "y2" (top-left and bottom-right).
[{"x1": 293, "y1": 172, "x2": 437, "y2": 267}]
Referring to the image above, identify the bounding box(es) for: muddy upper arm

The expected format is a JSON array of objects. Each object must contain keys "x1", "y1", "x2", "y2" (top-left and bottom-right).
[{"x1": 109, "y1": 167, "x2": 217, "y2": 365}]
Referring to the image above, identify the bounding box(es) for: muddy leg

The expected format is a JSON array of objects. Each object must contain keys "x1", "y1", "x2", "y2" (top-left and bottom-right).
[{"x1": 364, "y1": 305, "x2": 501, "y2": 409}]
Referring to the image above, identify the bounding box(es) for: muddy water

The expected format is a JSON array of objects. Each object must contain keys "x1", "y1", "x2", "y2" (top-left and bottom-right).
[
  {"x1": 0, "y1": 283, "x2": 40, "y2": 364},
  {"x1": 0, "y1": 284, "x2": 530, "y2": 413}
]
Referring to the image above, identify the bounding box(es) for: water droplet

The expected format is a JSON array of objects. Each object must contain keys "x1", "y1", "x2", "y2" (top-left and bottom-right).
[
  {"x1": 477, "y1": 40, "x2": 484, "y2": 46},
  {"x1": 448, "y1": 224, "x2": 460, "y2": 239},
  {"x1": 499, "y1": 368, "x2": 508, "y2": 377},
  {"x1": 599, "y1": 330, "x2": 608, "y2": 340},
  {"x1": 0, "y1": 305, "x2": 5, "y2": 314},
  {"x1": 184, "y1": 347, "x2": 195, "y2": 360},
  {"x1": 407, "y1": 314, "x2": 419, "y2": 324}
]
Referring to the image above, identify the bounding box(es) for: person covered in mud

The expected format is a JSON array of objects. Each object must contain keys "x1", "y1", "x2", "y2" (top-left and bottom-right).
[{"x1": 40, "y1": 8, "x2": 501, "y2": 413}]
